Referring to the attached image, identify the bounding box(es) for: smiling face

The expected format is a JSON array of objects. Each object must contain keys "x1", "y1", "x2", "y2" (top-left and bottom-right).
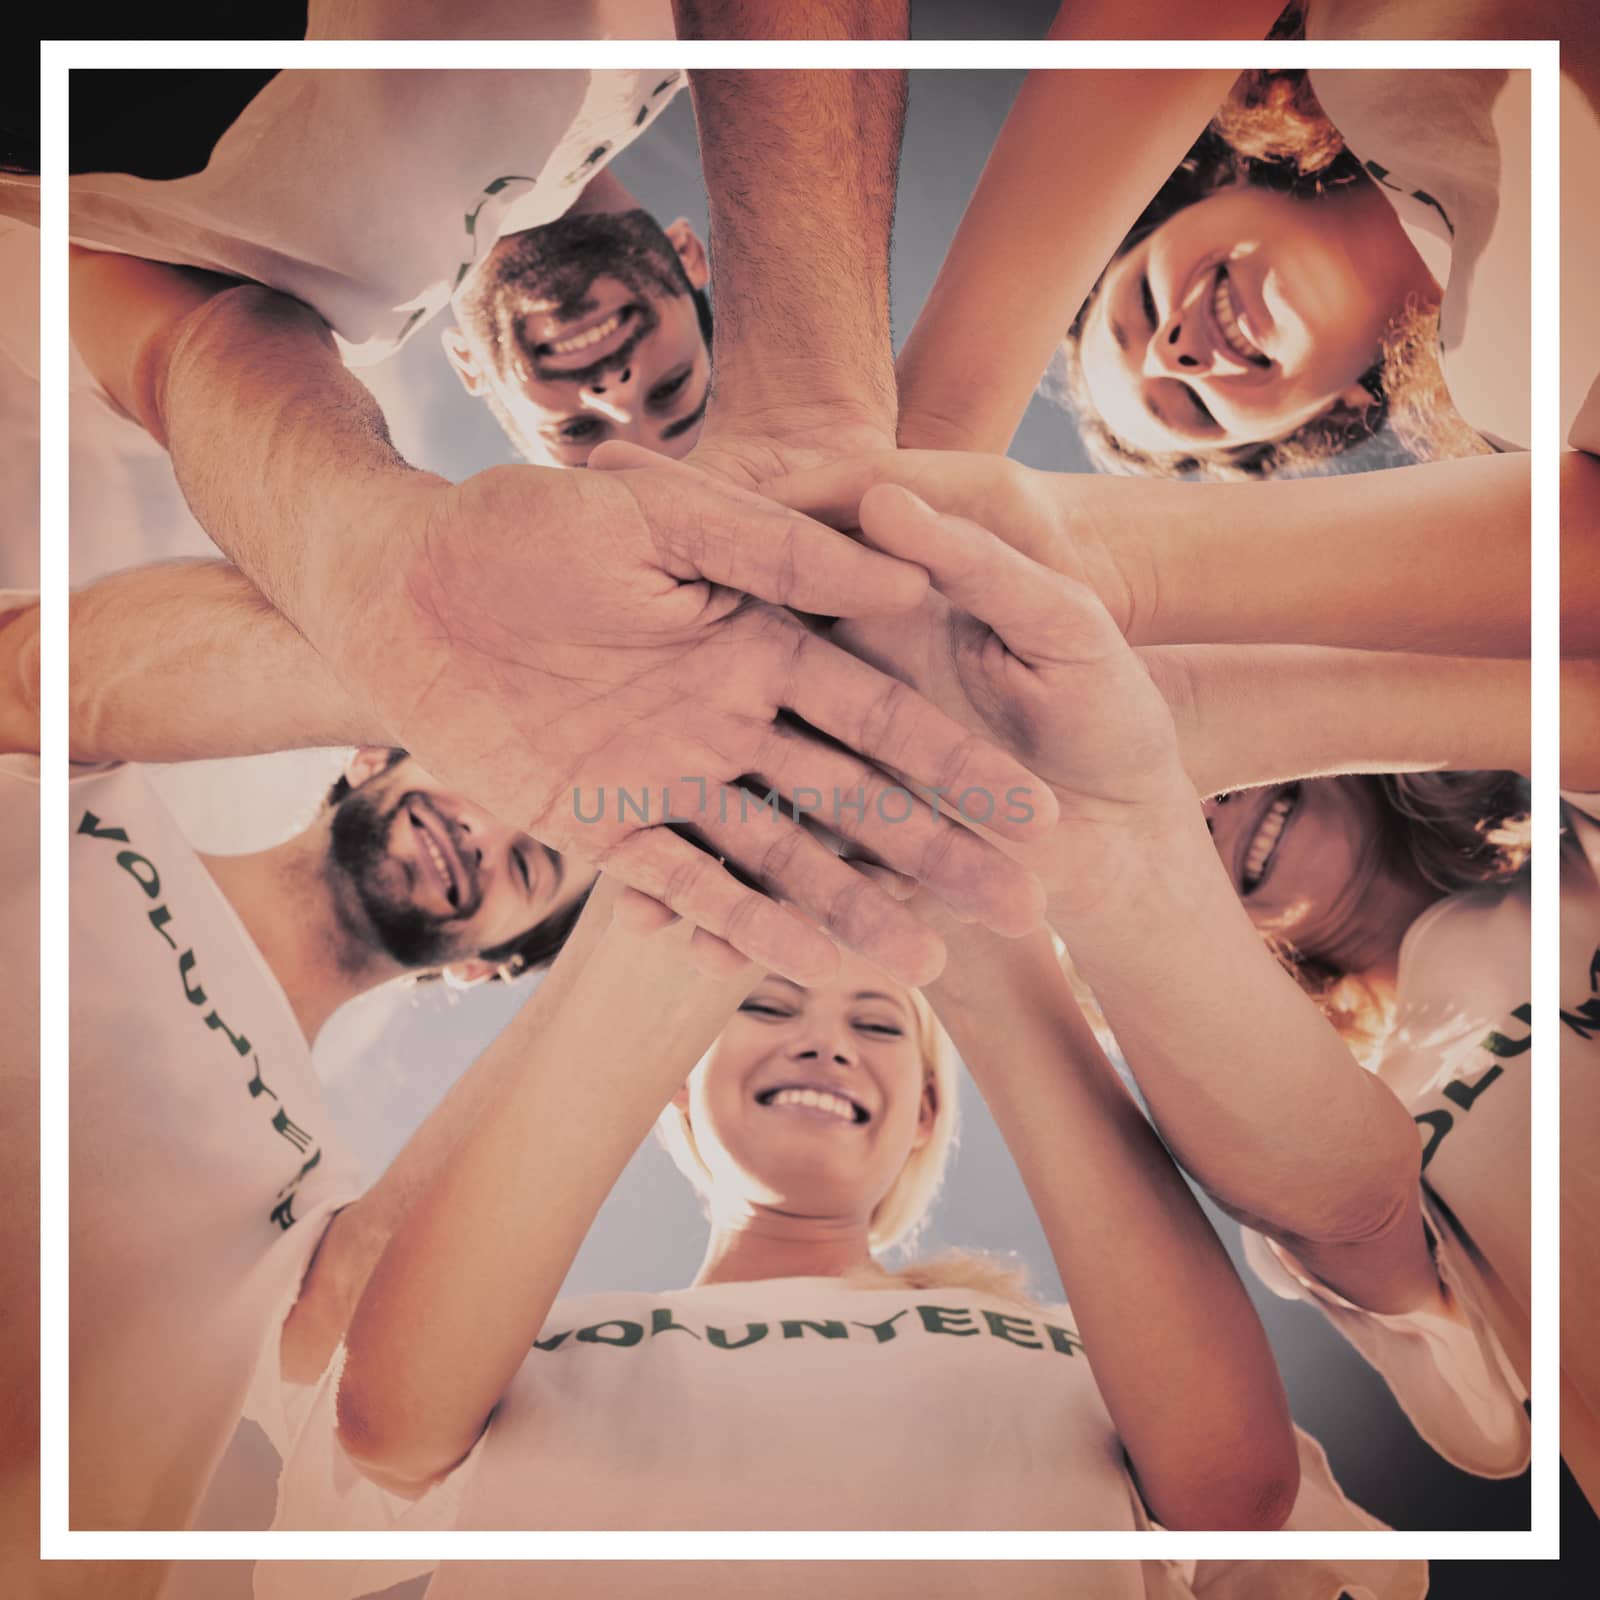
[
  {"x1": 446, "y1": 208, "x2": 710, "y2": 467},
  {"x1": 1077, "y1": 179, "x2": 1430, "y2": 458},
  {"x1": 324, "y1": 750, "x2": 590, "y2": 974},
  {"x1": 1203, "y1": 776, "x2": 1436, "y2": 975},
  {"x1": 678, "y1": 951, "x2": 939, "y2": 1230}
]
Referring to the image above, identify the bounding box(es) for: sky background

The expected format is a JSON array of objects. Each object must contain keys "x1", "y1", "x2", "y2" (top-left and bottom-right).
[{"x1": 25, "y1": 30, "x2": 1549, "y2": 1599}]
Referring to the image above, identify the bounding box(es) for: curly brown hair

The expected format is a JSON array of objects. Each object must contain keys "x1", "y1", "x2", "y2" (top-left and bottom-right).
[
  {"x1": 1051, "y1": 67, "x2": 1491, "y2": 479},
  {"x1": 1273, "y1": 771, "x2": 1530, "y2": 1053}
]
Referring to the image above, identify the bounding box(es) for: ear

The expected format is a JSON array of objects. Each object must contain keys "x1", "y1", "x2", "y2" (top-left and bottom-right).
[
  {"x1": 910, "y1": 1074, "x2": 938, "y2": 1153},
  {"x1": 343, "y1": 745, "x2": 397, "y2": 791},
  {"x1": 440, "y1": 957, "x2": 501, "y2": 990},
  {"x1": 440, "y1": 324, "x2": 491, "y2": 396},
  {"x1": 1338, "y1": 381, "x2": 1379, "y2": 415},
  {"x1": 663, "y1": 218, "x2": 710, "y2": 292}
]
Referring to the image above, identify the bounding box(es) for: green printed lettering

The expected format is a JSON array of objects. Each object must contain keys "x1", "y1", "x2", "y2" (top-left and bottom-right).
[
  {"x1": 1481, "y1": 1001, "x2": 1531, "y2": 1057},
  {"x1": 204, "y1": 1010, "x2": 253, "y2": 1057},
  {"x1": 147, "y1": 905, "x2": 179, "y2": 950},
  {"x1": 850, "y1": 1310, "x2": 910, "y2": 1344},
  {"x1": 917, "y1": 1305, "x2": 978, "y2": 1337},
  {"x1": 1043, "y1": 1323, "x2": 1085, "y2": 1357},
  {"x1": 1442, "y1": 1062, "x2": 1504, "y2": 1112},
  {"x1": 245, "y1": 1057, "x2": 277, "y2": 1101},
  {"x1": 575, "y1": 1320, "x2": 644, "y2": 1347},
  {"x1": 533, "y1": 1331, "x2": 572, "y2": 1352},
  {"x1": 780, "y1": 1319, "x2": 848, "y2": 1341},
  {"x1": 115, "y1": 850, "x2": 161, "y2": 898},
  {"x1": 178, "y1": 948, "x2": 207, "y2": 1005},
  {"x1": 1416, "y1": 1107, "x2": 1453, "y2": 1170},
  {"x1": 650, "y1": 1308, "x2": 702, "y2": 1339},
  {"x1": 76, "y1": 811, "x2": 129, "y2": 842},
  {"x1": 706, "y1": 1322, "x2": 769, "y2": 1350},
  {"x1": 983, "y1": 1311, "x2": 1043, "y2": 1348}
]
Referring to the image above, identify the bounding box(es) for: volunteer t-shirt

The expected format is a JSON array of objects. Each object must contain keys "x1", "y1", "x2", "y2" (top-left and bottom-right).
[
  {"x1": 1307, "y1": 5, "x2": 1600, "y2": 450},
  {"x1": 60, "y1": 53, "x2": 684, "y2": 366},
  {"x1": 260, "y1": 1279, "x2": 1423, "y2": 1600},
  {"x1": 10, "y1": 756, "x2": 361, "y2": 1531},
  {"x1": 1243, "y1": 824, "x2": 1589, "y2": 1478}
]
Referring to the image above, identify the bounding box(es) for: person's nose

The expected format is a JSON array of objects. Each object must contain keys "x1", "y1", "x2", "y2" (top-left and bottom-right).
[
  {"x1": 1144, "y1": 306, "x2": 1216, "y2": 379},
  {"x1": 447, "y1": 809, "x2": 486, "y2": 873},
  {"x1": 581, "y1": 364, "x2": 638, "y2": 425},
  {"x1": 785, "y1": 1024, "x2": 856, "y2": 1070}
]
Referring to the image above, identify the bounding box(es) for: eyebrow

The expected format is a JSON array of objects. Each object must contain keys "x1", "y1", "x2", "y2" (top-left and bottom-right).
[
  {"x1": 854, "y1": 989, "x2": 909, "y2": 1014},
  {"x1": 659, "y1": 389, "x2": 709, "y2": 443}
]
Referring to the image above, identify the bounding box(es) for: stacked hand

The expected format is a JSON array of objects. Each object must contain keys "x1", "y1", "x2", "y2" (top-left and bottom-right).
[{"x1": 314, "y1": 454, "x2": 1059, "y2": 988}]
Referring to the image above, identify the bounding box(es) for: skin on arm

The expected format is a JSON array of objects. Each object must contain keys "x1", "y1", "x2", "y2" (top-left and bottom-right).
[
  {"x1": 841, "y1": 485, "x2": 1441, "y2": 1314},
  {"x1": 1139, "y1": 644, "x2": 1532, "y2": 799},
  {"x1": 773, "y1": 448, "x2": 1535, "y2": 656},
  {"x1": 894, "y1": 2, "x2": 1286, "y2": 454},
  {"x1": 69, "y1": 249, "x2": 1060, "y2": 986},
  {"x1": 924, "y1": 917, "x2": 1299, "y2": 1531},
  {"x1": 332, "y1": 896, "x2": 756, "y2": 1494},
  {"x1": 669, "y1": 6, "x2": 907, "y2": 472}
]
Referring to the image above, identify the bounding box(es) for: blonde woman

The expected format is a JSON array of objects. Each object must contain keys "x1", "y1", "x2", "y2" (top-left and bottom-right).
[{"x1": 251, "y1": 885, "x2": 1420, "y2": 1600}]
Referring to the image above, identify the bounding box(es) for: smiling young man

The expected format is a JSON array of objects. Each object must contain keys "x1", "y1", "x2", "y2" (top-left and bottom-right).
[{"x1": 0, "y1": 564, "x2": 594, "y2": 1587}]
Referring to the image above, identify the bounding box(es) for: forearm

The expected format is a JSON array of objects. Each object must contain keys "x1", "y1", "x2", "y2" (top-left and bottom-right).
[
  {"x1": 673, "y1": 30, "x2": 903, "y2": 431},
  {"x1": 1140, "y1": 644, "x2": 1530, "y2": 799},
  {"x1": 898, "y1": 71, "x2": 1247, "y2": 454},
  {"x1": 925, "y1": 925, "x2": 1297, "y2": 1530},
  {"x1": 335, "y1": 907, "x2": 753, "y2": 1491},
  {"x1": 280, "y1": 879, "x2": 624, "y2": 1384},
  {"x1": 64, "y1": 560, "x2": 383, "y2": 765},
  {"x1": 1037, "y1": 795, "x2": 1433, "y2": 1309},
  {"x1": 1063, "y1": 455, "x2": 1531, "y2": 655}
]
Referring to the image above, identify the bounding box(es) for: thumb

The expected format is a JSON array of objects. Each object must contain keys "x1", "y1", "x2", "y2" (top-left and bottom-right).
[{"x1": 856, "y1": 484, "x2": 1117, "y2": 666}]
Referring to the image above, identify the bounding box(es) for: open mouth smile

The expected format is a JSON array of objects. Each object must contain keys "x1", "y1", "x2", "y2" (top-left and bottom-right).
[
  {"x1": 1208, "y1": 265, "x2": 1272, "y2": 368},
  {"x1": 1239, "y1": 782, "x2": 1301, "y2": 896},
  {"x1": 754, "y1": 1084, "x2": 871, "y2": 1126},
  {"x1": 536, "y1": 304, "x2": 639, "y2": 370},
  {"x1": 406, "y1": 798, "x2": 469, "y2": 913}
]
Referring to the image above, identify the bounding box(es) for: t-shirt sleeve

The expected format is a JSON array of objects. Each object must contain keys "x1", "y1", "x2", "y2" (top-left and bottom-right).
[
  {"x1": 269, "y1": 1339, "x2": 489, "y2": 1535},
  {"x1": 1242, "y1": 1201, "x2": 1530, "y2": 1478}
]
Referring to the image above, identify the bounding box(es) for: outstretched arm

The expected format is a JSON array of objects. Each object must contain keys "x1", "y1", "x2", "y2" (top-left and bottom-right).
[
  {"x1": 895, "y1": 2, "x2": 1285, "y2": 453},
  {"x1": 774, "y1": 449, "x2": 1539, "y2": 656},
  {"x1": 836, "y1": 486, "x2": 1441, "y2": 1315},
  {"x1": 69, "y1": 248, "x2": 1060, "y2": 988},
  {"x1": 925, "y1": 917, "x2": 1299, "y2": 1531},
  {"x1": 0, "y1": 562, "x2": 381, "y2": 763},
  {"x1": 330, "y1": 894, "x2": 753, "y2": 1495},
  {"x1": 671, "y1": 4, "x2": 905, "y2": 467}
]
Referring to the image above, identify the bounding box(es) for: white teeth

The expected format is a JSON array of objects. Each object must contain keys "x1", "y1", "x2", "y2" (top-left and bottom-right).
[
  {"x1": 418, "y1": 823, "x2": 455, "y2": 901},
  {"x1": 1242, "y1": 795, "x2": 1295, "y2": 887},
  {"x1": 766, "y1": 1088, "x2": 858, "y2": 1123},
  {"x1": 549, "y1": 311, "x2": 622, "y2": 355},
  {"x1": 1212, "y1": 272, "x2": 1265, "y2": 363}
]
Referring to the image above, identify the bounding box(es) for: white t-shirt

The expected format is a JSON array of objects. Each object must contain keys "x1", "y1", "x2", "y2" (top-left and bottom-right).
[
  {"x1": 1243, "y1": 812, "x2": 1599, "y2": 1480},
  {"x1": 60, "y1": 55, "x2": 684, "y2": 367},
  {"x1": 259, "y1": 1278, "x2": 1422, "y2": 1600},
  {"x1": 0, "y1": 755, "x2": 361, "y2": 1532},
  {"x1": 1306, "y1": 6, "x2": 1600, "y2": 450}
]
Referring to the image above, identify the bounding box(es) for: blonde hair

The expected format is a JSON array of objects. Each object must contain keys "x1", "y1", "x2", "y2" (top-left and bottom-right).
[{"x1": 655, "y1": 984, "x2": 961, "y2": 1254}]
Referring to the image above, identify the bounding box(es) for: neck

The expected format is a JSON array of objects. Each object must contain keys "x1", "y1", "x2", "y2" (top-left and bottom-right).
[
  {"x1": 568, "y1": 167, "x2": 642, "y2": 218},
  {"x1": 1326, "y1": 871, "x2": 1445, "y2": 1005},
  {"x1": 1330, "y1": 174, "x2": 1442, "y2": 310},
  {"x1": 693, "y1": 1207, "x2": 884, "y2": 1288},
  {"x1": 199, "y1": 824, "x2": 401, "y2": 1045}
]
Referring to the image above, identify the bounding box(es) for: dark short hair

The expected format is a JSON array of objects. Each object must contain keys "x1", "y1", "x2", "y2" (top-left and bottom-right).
[{"x1": 325, "y1": 748, "x2": 585, "y2": 982}]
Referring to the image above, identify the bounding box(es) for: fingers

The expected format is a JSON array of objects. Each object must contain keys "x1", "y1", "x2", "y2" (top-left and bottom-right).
[
  {"x1": 685, "y1": 800, "x2": 949, "y2": 987},
  {"x1": 602, "y1": 828, "x2": 847, "y2": 987},
  {"x1": 759, "y1": 452, "x2": 903, "y2": 528},
  {"x1": 751, "y1": 721, "x2": 1046, "y2": 939},
  {"x1": 612, "y1": 885, "x2": 682, "y2": 935},
  {"x1": 856, "y1": 485, "x2": 1115, "y2": 666},
  {"x1": 779, "y1": 622, "x2": 1060, "y2": 847},
  {"x1": 594, "y1": 442, "x2": 932, "y2": 621}
]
